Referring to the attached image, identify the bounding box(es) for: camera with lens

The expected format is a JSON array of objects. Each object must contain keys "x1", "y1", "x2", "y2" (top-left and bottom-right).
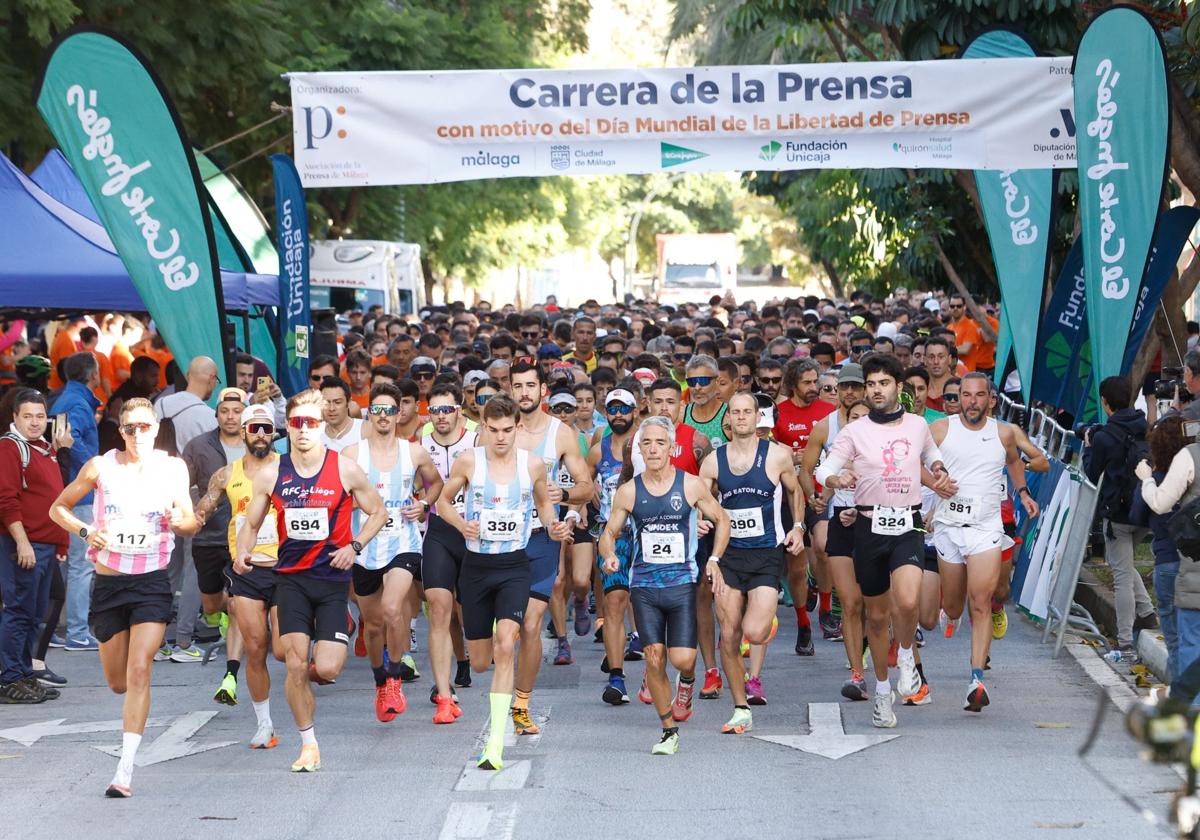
[
  {"x1": 1127, "y1": 696, "x2": 1196, "y2": 764},
  {"x1": 1158, "y1": 367, "x2": 1191, "y2": 403}
]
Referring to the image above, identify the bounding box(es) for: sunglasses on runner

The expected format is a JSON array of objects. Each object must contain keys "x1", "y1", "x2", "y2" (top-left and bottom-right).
[
  {"x1": 759, "y1": 376, "x2": 782, "y2": 387},
  {"x1": 476, "y1": 393, "x2": 496, "y2": 406},
  {"x1": 943, "y1": 393, "x2": 960, "y2": 402},
  {"x1": 429, "y1": 405, "x2": 458, "y2": 416},
  {"x1": 739, "y1": 374, "x2": 752, "y2": 384},
  {"x1": 606, "y1": 403, "x2": 635, "y2": 416},
  {"x1": 411, "y1": 370, "x2": 435, "y2": 380},
  {"x1": 368, "y1": 404, "x2": 399, "y2": 416},
  {"x1": 120, "y1": 422, "x2": 153, "y2": 435},
  {"x1": 287, "y1": 416, "x2": 322, "y2": 430},
  {"x1": 820, "y1": 385, "x2": 837, "y2": 393},
  {"x1": 686, "y1": 376, "x2": 714, "y2": 387},
  {"x1": 673, "y1": 353, "x2": 691, "y2": 362},
  {"x1": 549, "y1": 404, "x2": 576, "y2": 416},
  {"x1": 246, "y1": 422, "x2": 275, "y2": 436},
  {"x1": 521, "y1": 331, "x2": 541, "y2": 340},
  {"x1": 851, "y1": 345, "x2": 872, "y2": 354},
  {"x1": 310, "y1": 372, "x2": 324, "y2": 382},
  {"x1": 770, "y1": 354, "x2": 791, "y2": 363}
]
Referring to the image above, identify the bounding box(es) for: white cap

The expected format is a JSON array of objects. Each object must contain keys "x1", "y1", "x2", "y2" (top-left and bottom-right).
[
  {"x1": 757, "y1": 407, "x2": 774, "y2": 429},
  {"x1": 241, "y1": 404, "x2": 274, "y2": 427},
  {"x1": 605, "y1": 388, "x2": 636, "y2": 407},
  {"x1": 877, "y1": 321, "x2": 898, "y2": 339},
  {"x1": 463, "y1": 370, "x2": 489, "y2": 387},
  {"x1": 547, "y1": 392, "x2": 577, "y2": 409},
  {"x1": 923, "y1": 298, "x2": 941, "y2": 312}
]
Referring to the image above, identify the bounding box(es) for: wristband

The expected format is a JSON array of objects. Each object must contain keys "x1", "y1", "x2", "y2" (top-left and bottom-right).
[
  {"x1": 707, "y1": 555, "x2": 721, "y2": 565},
  {"x1": 564, "y1": 510, "x2": 582, "y2": 524},
  {"x1": 1016, "y1": 486, "x2": 1030, "y2": 497},
  {"x1": 791, "y1": 522, "x2": 804, "y2": 531}
]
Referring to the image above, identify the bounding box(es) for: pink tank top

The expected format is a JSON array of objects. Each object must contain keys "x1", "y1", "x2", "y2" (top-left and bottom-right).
[{"x1": 90, "y1": 449, "x2": 175, "y2": 574}]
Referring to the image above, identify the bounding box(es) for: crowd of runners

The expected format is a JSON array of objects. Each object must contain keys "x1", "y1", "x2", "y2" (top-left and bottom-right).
[{"x1": 0, "y1": 288, "x2": 1050, "y2": 796}]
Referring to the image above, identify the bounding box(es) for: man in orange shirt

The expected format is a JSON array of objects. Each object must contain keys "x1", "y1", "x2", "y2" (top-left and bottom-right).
[
  {"x1": 974, "y1": 306, "x2": 1000, "y2": 376},
  {"x1": 343, "y1": 349, "x2": 372, "y2": 410},
  {"x1": 948, "y1": 294, "x2": 984, "y2": 372},
  {"x1": 48, "y1": 316, "x2": 84, "y2": 390},
  {"x1": 78, "y1": 326, "x2": 113, "y2": 404},
  {"x1": 132, "y1": 332, "x2": 174, "y2": 390}
]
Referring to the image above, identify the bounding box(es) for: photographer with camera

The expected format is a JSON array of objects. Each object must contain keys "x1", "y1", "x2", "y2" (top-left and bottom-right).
[
  {"x1": 1175, "y1": 349, "x2": 1200, "y2": 419},
  {"x1": 1083, "y1": 376, "x2": 1159, "y2": 659}
]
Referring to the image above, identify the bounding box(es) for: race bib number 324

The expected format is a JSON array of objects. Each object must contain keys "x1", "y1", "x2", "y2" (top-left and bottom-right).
[{"x1": 871, "y1": 506, "x2": 913, "y2": 537}]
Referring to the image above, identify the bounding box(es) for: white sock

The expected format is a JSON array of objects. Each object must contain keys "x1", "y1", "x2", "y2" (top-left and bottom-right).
[
  {"x1": 299, "y1": 725, "x2": 317, "y2": 747},
  {"x1": 898, "y1": 645, "x2": 914, "y2": 663},
  {"x1": 113, "y1": 731, "x2": 141, "y2": 786},
  {"x1": 410, "y1": 617, "x2": 418, "y2": 629},
  {"x1": 252, "y1": 699, "x2": 271, "y2": 728},
  {"x1": 875, "y1": 678, "x2": 891, "y2": 696}
]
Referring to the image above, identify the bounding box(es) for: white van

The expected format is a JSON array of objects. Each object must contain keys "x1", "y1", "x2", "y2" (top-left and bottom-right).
[{"x1": 309, "y1": 240, "x2": 426, "y2": 315}]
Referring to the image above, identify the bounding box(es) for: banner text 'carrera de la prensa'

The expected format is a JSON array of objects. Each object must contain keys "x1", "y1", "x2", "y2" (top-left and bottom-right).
[
  {"x1": 962, "y1": 29, "x2": 1055, "y2": 405},
  {"x1": 1073, "y1": 6, "x2": 1170, "y2": 411},
  {"x1": 35, "y1": 28, "x2": 230, "y2": 383},
  {"x1": 287, "y1": 58, "x2": 1076, "y2": 187}
]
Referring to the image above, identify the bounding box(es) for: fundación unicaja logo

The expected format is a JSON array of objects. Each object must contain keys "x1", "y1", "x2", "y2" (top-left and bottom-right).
[
  {"x1": 660, "y1": 142, "x2": 707, "y2": 168},
  {"x1": 758, "y1": 140, "x2": 781, "y2": 162}
]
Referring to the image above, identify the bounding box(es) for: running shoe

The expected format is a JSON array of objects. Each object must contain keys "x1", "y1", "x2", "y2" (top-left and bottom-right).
[
  {"x1": 767, "y1": 615, "x2": 780, "y2": 642},
  {"x1": 745, "y1": 676, "x2": 766, "y2": 706},
  {"x1": 638, "y1": 678, "x2": 652, "y2": 704},
  {"x1": 32, "y1": 668, "x2": 66, "y2": 687},
  {"x1": 430, "y1": 685, "x2": 459, "y2": 705},
  {"x1": 105, "y1": 783, "x2": 131, "y2": 798},
  {"x1": 511, "y1": 706, "x2": 540, "y2": 735},
  {"x1": 214, "y1": 672, "x2": 238, "y2": 706},
  {"x1": 398, "y1": 654, "x2": 419, "y2": 682},
  {"x1": 0, "y1": 679, "x2": 46, "y2": 704},
  {"x1": 672, "y1": 678, "x2": 694, "y2": 722},
  {"x1": 554, "y1": 637, "x2": 573, "y2": 665},
  {"x1": 915, "y1": 627, "x2": 925, "y2": 648},
  {"x1": 740, "y1": 638, "x2": 750, "y2": 658},
  {"x1": 545, "y1": 620, "x2": 558, "y2": 639},
  {"x1": 942, "y1": 610, "x2": 961, "y2": 639},
  {"x1": 410, "y1": 627, "x2": 419, "y2": 652},
  {"x1": 389, "y1": 677, "x2": 408, "y2": 716},
  {"x1": 573, "y1": 595, "x2": 591, "y2": 637},
  {"x1": 602, "y1": 674, "x2": 629, "y2": 705},
  {"x1": 48, "y1": 634, "x2": 67, "y2": 649},
  {"x1": 593, "y1": 620, "x2": 605, "y2": 644},
  {"x1": 170, "y1": 644, "x2": 203, "y2": 663},
  {"x1": 841, "y1": 671, "x2": 869, "y2": 702},
  {"x1": 872, "y1": 690, "x2": 897, "y2": 728},
  {"x1": 794, "y1": 624, "x2": 814, "y2": 656},
  {"x1": 819, "y1": 610, "x2": 842, "y2": 641},
  {"x1": 433, "y1": 695, "x2": 460, "y2": 724},
  {"x1": 291, "y1": 744, "x2": 321, "y2": 772},
  {"x1": 477, "y1": 745, "x2": 503, "y2": 771},
  {"x1": 204, "y1": 611, "x2": 230, "y2": 639},
  {"x1": 721, "y1": 707, "x2": 753, "y2": 734},
  {"x1": 250, "y1": 722, "x2": 277, "y2": 749},
  {"x1": 699, "y1": 667, "x2": 722, "y2": 700},
  {"x1": 623, "y1": 632, "x2": 644, "y2": 661},
  {"x1": 455, "y1": 661, "x2": 472, "y2": 688},
  {"x1": 354, "y1": 617, "x2": 367, "y2": 658},
  {"x1": 375, "y1": 684, "x2": 396, "y2": 723},
  {"x1": 600, "y1": 655, "x2": 611, "y2": 674},
  {"x1": 805, "y1": 571, "x2": 818, "y2": 613},
  {"x1": 991, "y1": 607, "x2": 1008, "y2": 640},
  {"x1": 651, "y1": 729, "x2": 680, "y2": 755},
  {"x1": 32, "y1": 680, "x2": 59, "y2": 700},
  {"x1": 308, "y1": 662, "x2": 336, "y2": 685},
  {"x1": 964, "y1": 678, "x2": 990, "y2": 713},
  {"x1": 902, "y1": 679, "x2": 932, "y2": 707},
  {"x1": 154, "y1": 645, "x2": 172, "y2": 662},
  {"x1": 64, "y1": 635, "x2": 99, "y2": 652},
  {"x1": 897, "y1": 655, "x2": 920, "y2": 698}
]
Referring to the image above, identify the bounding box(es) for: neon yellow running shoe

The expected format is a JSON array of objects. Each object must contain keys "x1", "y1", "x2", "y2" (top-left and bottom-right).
[
  {"x1": 991, "y1": 607, "x2": 1008, "y2": 640},
  {"x1": 214, "y1": 671, "x2": 238, "y2": 706}
]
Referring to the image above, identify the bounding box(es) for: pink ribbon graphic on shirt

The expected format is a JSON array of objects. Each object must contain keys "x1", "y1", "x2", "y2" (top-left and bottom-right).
[{"x1": 881, "y1": 438, "x2": 912, "y2": 477}]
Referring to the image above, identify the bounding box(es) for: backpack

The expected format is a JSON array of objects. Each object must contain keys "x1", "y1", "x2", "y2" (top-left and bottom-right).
[
  {"x1": 155, "y1": 399, "x2": 205, "y2": 457},
  {"x1": 1097, "y1": 425, "x2": 1151, "y2": 526},
  {"x1": 0, "y1": 432, "x2": 31, "y2": 489}
]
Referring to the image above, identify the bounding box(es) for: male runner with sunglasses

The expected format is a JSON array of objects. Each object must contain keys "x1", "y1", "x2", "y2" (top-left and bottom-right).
[
  {"x1": 682, "y1": 355, "x2": 728, "y2": 449},
  {"x1": 600, "y1": 416, "x2": 729, "y2": 755},
  {"x1": 422, "y1": 382, "x2": 479, "y2": 720},
  {"x1": 437, "y1": 394, "x2": 569, "y2": 770},
  {"x1": 815, "y1": 354, "x2": 954, "y2": 729},
  {"x1": 195, "y1": 404, "x2": 283, "y2": 749},
  {"x1": 237, "y1": 389, "x2": 387, "y2": 772},
  {"x1": 510, "y1": 361, "x2": 593, "y2": 735},
  {"x1": 344, "y1": 383, "x2": 444, "y2": 724}
]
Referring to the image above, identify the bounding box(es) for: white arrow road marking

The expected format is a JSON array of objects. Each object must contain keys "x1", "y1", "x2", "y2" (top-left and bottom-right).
[
  {"x1": 438, "y1": 803, "x2": 518, "y2": 840},
  {"x1": 753, "y1": 702, "x2": 900, "y2": 760},
  {"x1": 93, "y1": 711, "x2": 237, "y2": 766},
  {"x1": 472, "y1": 705, "x2": 550, "y2": 750},
  {"x1": 0, "y1": 716, "x2": 177, "y2": 747}
]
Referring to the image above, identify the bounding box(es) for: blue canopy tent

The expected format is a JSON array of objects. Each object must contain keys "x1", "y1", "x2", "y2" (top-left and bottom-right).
[{"x1": 0, "y1": 152, "x2": 278, "y2": 315}]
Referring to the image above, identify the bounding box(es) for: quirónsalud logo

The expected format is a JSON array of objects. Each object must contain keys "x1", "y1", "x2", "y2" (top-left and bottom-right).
[{"x1": 661, "y1": 142, "x2": 706, "y2": 168}]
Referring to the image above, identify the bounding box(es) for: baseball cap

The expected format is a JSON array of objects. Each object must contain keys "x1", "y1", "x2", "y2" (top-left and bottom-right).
[
  {"x1": 923, "y1": 297, "x2": 941, "y2": 312},
  {"x1": 463, "y1": 369, "x2": 489, "y2": 388},
  {"x1": 547, "y1": 392, "x2": 577, "y2": 409},
  {"x1": 757, "y1": 407, "x2": 775, "y2": 429},
  {"x1": 837, "y1": 363, "x2": 865, "y2": 385},
  {"x1": 605, "y1": 388, "x2": 636, "y2": 408},
  {"x1": 241, "y1": 404, "x2": 274, "y2": 427},
  {"x1": 218, "y1": 386, "x2": 247, "y2": 404},
  {"x1": 410, "y1": 356, "x2": 437, "y2": 373},
  {"x1": 538, "y1": 342, "x2": 562, "y2": 359}
]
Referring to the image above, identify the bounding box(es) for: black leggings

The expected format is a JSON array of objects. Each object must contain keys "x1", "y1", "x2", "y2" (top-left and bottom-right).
[{"x1": 34, "y1": 560, "x2": 65, "y2": 661}]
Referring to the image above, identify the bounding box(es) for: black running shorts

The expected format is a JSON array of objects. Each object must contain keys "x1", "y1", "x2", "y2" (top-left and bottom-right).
[
  {"x1": 825, "y1": 507, "x2": 855, "y2": 558},
  {"x1": 90, "y1": 569, "x2": 174, "y2": 643},
  {"x1": 352, "y1": 552, "x2": 422, "y2": 598},
  {"x1": 458, "y1": 550, "x2": 531, "y2": 641},
  {"x1": 273, "y1": 572, "x2": 351, "y2": 643},
  {"x1": 851, "y1": 512, "x2": 925, "y2": 598},
  {"x1": 422, "y1": 516, "x2": 466, "y2": 593},
  {"x1": 224, "y1": 564, "x2": 277, "y2": 605},
  {"x1": 631, "y1": 583, "x2": 697, "y2": 649},
  {"x1": 192, "y1": 543, "x2": 231, "y2": 596},
  {"x1": 718, "y1": 546, "x2": 784, "y2": 594}
]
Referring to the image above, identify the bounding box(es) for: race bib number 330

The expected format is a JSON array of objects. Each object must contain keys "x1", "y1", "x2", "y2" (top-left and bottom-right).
[{"x1": 480, "y1": 508, "x2": 523, "y2": 541}]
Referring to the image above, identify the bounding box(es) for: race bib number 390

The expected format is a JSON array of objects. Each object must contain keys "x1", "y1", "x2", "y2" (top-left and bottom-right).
[
  {"x1": 871, "y1": 506, "x2": 913, "y2": 537},
  {"x1": 285, "y1": 508, "x2": 329, "y2": 541},
  {"x1": 641, "y1": 532, "x2": 685, "y2": 564},
  {"x1": 480, "y1": 508, "x2": 523, "y2": 541},
  {"x1": 725, "y1": 507, "x2": 765, "y2": 539}
]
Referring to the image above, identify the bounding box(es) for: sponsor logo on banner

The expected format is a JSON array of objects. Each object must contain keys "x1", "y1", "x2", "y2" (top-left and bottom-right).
[
  {"x1": 759, "y1": 140, "x2": 781, "y2": 161},
  {"x1": 550, "y1": 144, "x2": 570, "y2": 170},
  {"x1": 661, "y1": 142, "x2": 706, "y2": 168},
  {"x1": 461, "y1": 149, "x2": 522, "y2": 169},
  {"x1": 891, "y1": 138, "x2": 952, "y2": 159}
]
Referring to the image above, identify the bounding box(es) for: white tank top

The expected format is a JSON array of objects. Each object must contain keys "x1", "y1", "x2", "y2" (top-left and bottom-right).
[
  {"x1": 465, "y1": 448, "x2": 534, "y2": 554},
  {"x1": 822, "y1": 412, "x2": 856, "y2": 509},
  {"x1": 91, "y1": 450, "x2": 176, "y2": 574},
  {"x1": 355, "y1": 440, "x2": 422, "y2": 568},
  {"x1": 524, "y1": 416, "x2": 562, "y2": 530},
  {"x1": 936, "y1": 416, "x2": 1006, "y2": 530}
]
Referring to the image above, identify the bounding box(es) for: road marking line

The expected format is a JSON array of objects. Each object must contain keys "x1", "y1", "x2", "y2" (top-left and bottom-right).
[
  {"x1": 93, "y1": 711, "x2": 237, "y2": 766},
  {"x1": 454, "y1": 759, "x2": 531, "y2": 791},
  {"x1": 753, "y1": 702, "x2": 900, "y2": 759},
  {"x1": 438, "y1": 803, "x2": 518, "y2": 840}
]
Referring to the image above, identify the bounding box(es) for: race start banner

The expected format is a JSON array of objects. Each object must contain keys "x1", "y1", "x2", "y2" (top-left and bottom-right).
[
  {"x1": 36, "y1": 29, "x2": 229, "y2": 382},
  {"x1": 1073, "y1": 6, "x2": 1170, "y2": 411},
  {"x1": 270, "y1": 154, "x2": 311, "y2": 397},
  {"x1": 287, "y1": 58, "x2": 1076, "y2": 186},
  {"x1": 963, "y1": 30, "x2": 1054, "y2": 405}
]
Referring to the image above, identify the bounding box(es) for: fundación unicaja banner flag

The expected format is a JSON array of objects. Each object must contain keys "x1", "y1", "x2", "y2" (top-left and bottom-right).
[
  {"x1": 1073, "y1": 6, "x2": 1169, "y2": 410},
  {"x1": 270, "y1": 154, "x2": 311, "y2": 397},
  {"x1": 35, "y1": 29, "x2": 228, "y2": 381},
  {"x1": 963, "y1": 30, "x2": 1054, "y2": 404}
]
